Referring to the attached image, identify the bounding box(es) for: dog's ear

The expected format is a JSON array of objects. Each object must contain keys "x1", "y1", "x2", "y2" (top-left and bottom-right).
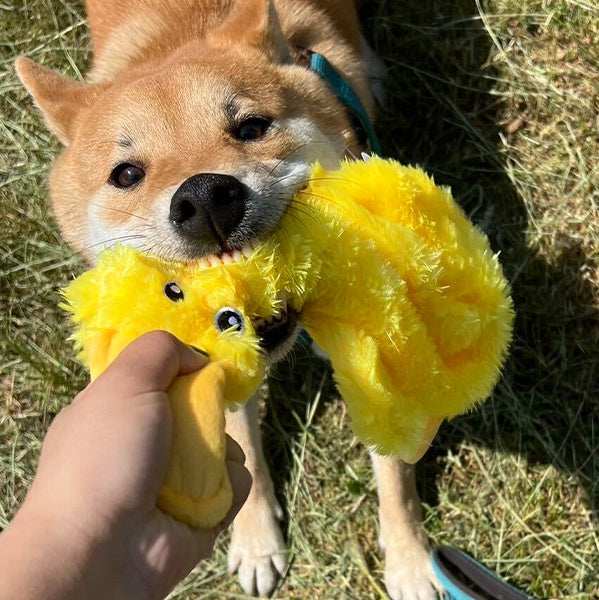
[
  {"x1": 208, "y1": 0, "x2": 290, "y2": 63},
  {"x1": 15, "y1": 57, "x2": 100, "y2": 146}
]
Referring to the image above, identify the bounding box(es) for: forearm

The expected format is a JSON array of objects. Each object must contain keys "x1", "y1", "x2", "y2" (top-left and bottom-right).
[{"x1": 0, "y1": 505, "x2": 146, "y2": 600}]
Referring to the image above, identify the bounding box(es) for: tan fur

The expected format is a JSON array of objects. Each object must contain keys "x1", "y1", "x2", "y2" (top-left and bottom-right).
[
  {"x1": 16, "y1": 1, "x2": 439, "y2": 597},
  {"x1": 86, "y1": 13, "x2": 168, "y2": 83},
  {"x1": 16, "y1": 0, "x2": 369, "y2": 261}
]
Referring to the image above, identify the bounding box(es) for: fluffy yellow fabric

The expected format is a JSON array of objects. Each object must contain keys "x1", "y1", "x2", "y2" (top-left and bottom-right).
[
  {"x1": 63, "y1": 156, "x2": 513, "y2": 527},
  {"x1": 271, "y1": 158, "x2": 514, "y2": 460},
  {"x1": 157, "y1": 363, "x2": 232, "y2": 528},
  {"x1": 63, "y1": 246, "x2": 270, "y2": 397},
  {"x1": 62, "y1": 247, "x2": 271, "y2": 527}
]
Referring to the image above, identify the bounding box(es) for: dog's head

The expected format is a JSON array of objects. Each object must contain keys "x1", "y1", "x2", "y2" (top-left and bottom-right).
[{"x1": 16, "y1": 0, "x2": 363, "y2": 263}]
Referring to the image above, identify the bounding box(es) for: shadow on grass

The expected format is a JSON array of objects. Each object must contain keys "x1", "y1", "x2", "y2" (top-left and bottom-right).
[
  {"x1": 367, "y1": 0, "x2": 598, "y2": 516},
  {"x1": 261, "y1": 0, "x2": 598, "y2": 532},
  {"x1": 373, "y1": 0, "x2": 599, "y2": 516},
  {"x1": 262, "y1": 339, "x2": 337, "y2": 509}
]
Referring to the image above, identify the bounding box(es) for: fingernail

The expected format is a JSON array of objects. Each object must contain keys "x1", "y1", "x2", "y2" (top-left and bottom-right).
[{"x1": 189, "y1": 345, "x2": 209, "y2": 358}]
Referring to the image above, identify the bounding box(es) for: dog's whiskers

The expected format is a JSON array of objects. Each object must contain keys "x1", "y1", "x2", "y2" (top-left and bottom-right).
[
  {"x1": 285, "y1": 200, "x2": 319, "y2": 227},
  {"x1": 297, "y1": 175, "x2": 371, "y2": 192},
  {"x1": 88, "y1": 202, "x2": 149, "y2": 222},
  {"x1": 81, "y1": 233, "x2": 148, "y2": 255}
]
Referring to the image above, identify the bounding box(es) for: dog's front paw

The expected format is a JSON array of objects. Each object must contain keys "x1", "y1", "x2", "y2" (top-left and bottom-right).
[
  {"x1": 381, "y1": 534, "x2": 441, "y2": 600},
  {"x1": 228, "y1": 497, "x2": 286, "y2": 596}
]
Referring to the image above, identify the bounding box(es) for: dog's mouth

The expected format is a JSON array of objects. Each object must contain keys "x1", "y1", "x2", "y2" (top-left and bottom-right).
[
  {"x1": 252, "y1": 301, "x2": 298, "y2": 353},
  {"x1": 192, "y1": 247, "x2": 299, "y2": 355},
  {"x1": 190, "y1": 244, "x2": 254, "y2": 268}
]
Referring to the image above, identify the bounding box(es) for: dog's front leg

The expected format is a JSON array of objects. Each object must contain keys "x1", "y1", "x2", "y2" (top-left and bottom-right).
[
  {"x1": 370, "y1": 452, "x2": 440, "y2": 600},
  {"x1": 226, "y1": 394, "x2": 286, "y2": 596}
]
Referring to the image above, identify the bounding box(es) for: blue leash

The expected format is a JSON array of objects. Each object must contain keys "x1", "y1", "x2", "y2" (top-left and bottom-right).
[{"x1": 431, "y1": 547, "x2": 537, "y2": 600}]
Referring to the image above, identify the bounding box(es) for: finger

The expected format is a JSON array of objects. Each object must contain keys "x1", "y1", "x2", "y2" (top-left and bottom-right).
[
  {"x1": 225, "y1": 435, "x2": 246, "y2": 464},
  {"x1": 90, "y1": 331, "x2": 209, "y2": 398}
]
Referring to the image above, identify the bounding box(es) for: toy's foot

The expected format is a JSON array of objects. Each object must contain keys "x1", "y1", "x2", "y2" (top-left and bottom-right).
[
  {"x1": 228, "y1": 494, "x2": 286, "y2": 596},
  {"x1": 431, "y1": 547, "x2": 535, "y2": 600},
  {"x1": 381, "y1": 531, "x2": 441, "y2": 600}
]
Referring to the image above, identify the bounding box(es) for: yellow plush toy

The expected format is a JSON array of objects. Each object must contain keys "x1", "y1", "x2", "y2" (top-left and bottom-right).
[{"x1": 62, "y1": 156, "x2": 513, "y2": 529}]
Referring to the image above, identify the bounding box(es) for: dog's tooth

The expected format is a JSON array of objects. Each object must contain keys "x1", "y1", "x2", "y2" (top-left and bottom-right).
[
  {"x1": 222, "y1": 253, "x2": 233, "y2": 265},
  {"x1": 241, "y1": 245, "x2": 253, "y2": 258},
  {"x1": 197, "y1": 258, "x2": 209, "y2": 269},
  {"x1": 275, "y1": 291, "x2": 287, "y2": 314},
  {"x1": 208, "y1": 255, "x2": 221, "y2": 268},
  {"x1": 232, "y1": 250, "x2": 243, "y2": 262}
]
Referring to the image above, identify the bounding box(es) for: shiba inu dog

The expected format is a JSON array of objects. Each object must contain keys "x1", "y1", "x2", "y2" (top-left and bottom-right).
[{"x1": 16, "y1": 1, "x2": 439, "y2": 597}]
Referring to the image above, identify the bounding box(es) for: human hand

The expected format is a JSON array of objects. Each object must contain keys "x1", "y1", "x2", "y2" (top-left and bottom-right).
[{"x1": 0, "y1": 331, "x2": 252, "y2": 600}]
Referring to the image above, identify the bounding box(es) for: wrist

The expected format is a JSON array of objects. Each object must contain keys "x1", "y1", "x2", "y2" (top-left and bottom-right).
[
  {"x1": 0, "y1": 502, "x2": 149, "y2": 600},
  {"x1": 0, "y1": 508, "x2": 89, "y2": 600}
]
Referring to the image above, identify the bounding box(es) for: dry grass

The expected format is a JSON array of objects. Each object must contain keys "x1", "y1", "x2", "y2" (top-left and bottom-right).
[{"x1": 1, "y1": 0, "x2": 598, "y2": 598}]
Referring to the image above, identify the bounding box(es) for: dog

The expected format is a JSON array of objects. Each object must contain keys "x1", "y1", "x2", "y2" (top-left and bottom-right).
[{"x1": 16, "y1": 1, "x2": 439, "y2": 597}]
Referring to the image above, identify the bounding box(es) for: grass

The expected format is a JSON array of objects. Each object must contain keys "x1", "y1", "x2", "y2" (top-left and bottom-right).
[{"x1": 1, "y1": 0, "x2": 598, "y2": 597}]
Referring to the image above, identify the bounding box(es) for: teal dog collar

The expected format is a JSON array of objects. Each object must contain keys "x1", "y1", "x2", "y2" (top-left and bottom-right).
[{"x1": 307, "y1": 51, "x2": 382, "y2": 155}]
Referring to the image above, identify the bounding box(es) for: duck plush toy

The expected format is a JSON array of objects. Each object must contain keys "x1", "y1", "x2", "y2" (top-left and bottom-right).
[{"x1": 62, "y1": 156, "x2": 514, "y2": 529}]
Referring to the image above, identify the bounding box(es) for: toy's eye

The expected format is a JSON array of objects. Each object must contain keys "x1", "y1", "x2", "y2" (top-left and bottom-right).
[
  {"x1": 165, "y1": 282, "x2": 184, "y2": 301},
  {"x1": 215, "y1": 307, "x2": 245, "y2": 333}
]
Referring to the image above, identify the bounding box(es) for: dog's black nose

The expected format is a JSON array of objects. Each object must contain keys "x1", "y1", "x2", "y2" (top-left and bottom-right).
[{"x1": 169, "y1": 173, "x2": 247, "y2": 246}]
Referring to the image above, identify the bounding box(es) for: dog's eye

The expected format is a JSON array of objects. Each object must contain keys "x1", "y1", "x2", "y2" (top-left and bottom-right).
[
  {"x1": 109, "y1": 163, "x2": 145, "y2": 188},
  {"x1": 215, "y1": 307, "x2": 245, "y2": 334},
  {"x1": 165, "y1": 282, "x2": 184, "y2": 302},
  {"x1": 233, "y1": 117, "x2": 271, "y2": 141}
]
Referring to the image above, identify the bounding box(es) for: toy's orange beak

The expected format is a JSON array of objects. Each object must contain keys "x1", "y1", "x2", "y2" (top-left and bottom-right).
[{"x1": 403, "y1": 417, "x2": 443, "y2": 464}]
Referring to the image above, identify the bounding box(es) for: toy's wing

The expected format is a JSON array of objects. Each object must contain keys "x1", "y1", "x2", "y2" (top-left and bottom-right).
[
  {"x1": 157, "y1": 362, "x2": 233, "y2": 528},
  {"x1": 305, "y1": 316, "x2": 442, "y2": 463}
]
